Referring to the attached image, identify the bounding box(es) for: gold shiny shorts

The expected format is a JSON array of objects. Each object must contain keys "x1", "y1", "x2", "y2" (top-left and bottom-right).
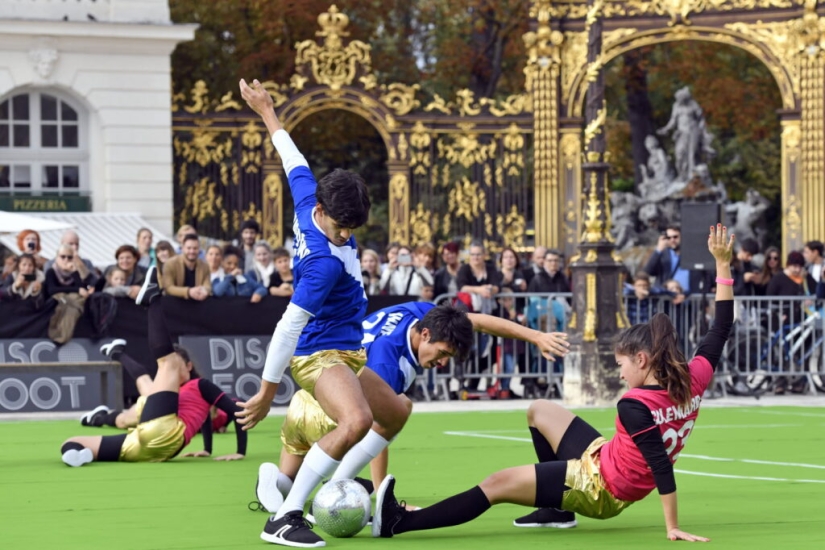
[
  {"x1": 561, "y1": 437, "x2": 634, "y2": 520},
  {"x1": 289, "y1": 349, "x2": 366, "y2": 396},
  {"x1": 280, "y1": 389, "x2": 337, "y2": 456},
  {"x1": 118, "y1": 396, "x2": 186, "y2": 463}
]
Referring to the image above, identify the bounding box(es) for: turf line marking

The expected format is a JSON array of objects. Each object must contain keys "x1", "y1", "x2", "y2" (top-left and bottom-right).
[
  {"x1": 444, "y1": 431, "x2": 531, "y2": 443},
  {"x1": 680, "y1": 454, "x2": 825, "y2": 470},
  {"x1": 754, "y1": 410, "x2": 825, "y2": 419},
  {"x1": 674, "y1": 469, "x2": 825, "y2": 484}
]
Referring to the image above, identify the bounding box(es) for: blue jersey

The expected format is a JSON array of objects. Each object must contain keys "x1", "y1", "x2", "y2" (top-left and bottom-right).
[
  {"x1": 288, "y1": 165, "x2": 367, "y2": 355},
  {"x1": 362, "y1": 302, "x2": 435, "y2": 394}
]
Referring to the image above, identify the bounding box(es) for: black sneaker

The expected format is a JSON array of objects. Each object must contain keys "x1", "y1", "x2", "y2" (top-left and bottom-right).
[
  {"x1": 260, "y1": 512, "x2": 325, "y2": 547},
  {"x1": 513, "y1": 507, "x2": 577, "y2": 528},
  {"x1": 80, "y1": 405, "x2": 112, "y2": 427},
  {"x1": 135, "y1": 265, "x2": 161, "y2": 307},
  {"x1": 99, "y1": 339, "x2": 127, "y2": 360},
  {"x1": 372, "y1": 475, "x2": 407, "y2": 538}
]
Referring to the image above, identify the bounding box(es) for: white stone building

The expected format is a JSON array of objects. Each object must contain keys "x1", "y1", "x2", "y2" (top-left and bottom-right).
[{"x1": 0, "y1": 0, "x2": 196, "y2": 235}]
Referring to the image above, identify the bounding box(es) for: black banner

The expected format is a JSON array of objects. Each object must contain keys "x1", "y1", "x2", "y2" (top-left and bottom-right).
[{"x1": 0, "y1": 364, "x2": 121, "y2": 413}]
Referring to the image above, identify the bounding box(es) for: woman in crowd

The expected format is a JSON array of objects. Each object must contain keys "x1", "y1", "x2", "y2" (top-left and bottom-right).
[
  {"x1": 136, "y1": 228, "x2": 155, "y2": 269},
  {"x1": 3, "y1": 253, "x2": 44, "y2": 301},
  {"x1": 44, "y1": 244, "x2": 97, "y2": 298},
  {"x1": 16, "y1": 229, "x2": 48, "y2": 269},
  {"x1": 379, "y1": 244, "x2": 433, "y2": 298},
  {"x1": 206, "y1": 245, "x2": 224, "y2": 282},
  {"x1": 753, "y1": 246, "x2": 781, "y2": 294},
  {"x1": 361, "y1": 248, "x2": 382, "y2": 296},
  {"x1": 247, "y1": 241, "x2": 279, "y2": 295},
  {"x1": 374, "y1": 224, "x2": 736, "y2": 544},
  {"x1": 498, "y1": 247, "x2": 527, "y2": 292},
  {"x1": 101, "y1": 245, "x2": 146, "y2": 299},
  {"x1": 433, "y1": 242, "x2": 461, "y2": 301},
  {"x1": 154, "y1": 240, "x2": 176, "y2": 277}
]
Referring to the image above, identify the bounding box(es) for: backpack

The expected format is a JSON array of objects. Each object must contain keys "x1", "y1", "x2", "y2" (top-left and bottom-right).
[{"x1": 87, "y1": 293, "x2": 119, "y2": 338}]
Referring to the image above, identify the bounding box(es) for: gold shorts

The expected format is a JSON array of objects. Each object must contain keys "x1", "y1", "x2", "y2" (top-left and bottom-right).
[
  {"x1": 280, "y1": 389, "x2": 337, "y2": 456},
  {"x1": 118, "y1": 396, "x2": 186, "y2": 463},
  {"x1": 289, "y1": 349, "x2": 366, "y2": 397},
  {"x1": 561, "y1": 437, "x2": 634, "y2": 520}
]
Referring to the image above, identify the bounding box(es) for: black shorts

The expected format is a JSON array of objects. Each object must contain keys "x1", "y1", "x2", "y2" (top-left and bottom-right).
[{"x1": 533, "y1": 416, "x2": 602, "y2": 509}]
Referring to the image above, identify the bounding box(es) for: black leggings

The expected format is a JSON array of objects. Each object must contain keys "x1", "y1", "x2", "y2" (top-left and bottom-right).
[
  {"x1": 533, "y1": 416, "x2": 602, "y2": 509},
  {"x1": 97, "y1": 391, "x2": 179, "y2": 462}
]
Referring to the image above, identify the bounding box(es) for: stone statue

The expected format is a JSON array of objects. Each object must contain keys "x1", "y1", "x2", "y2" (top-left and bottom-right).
[
  {"x1": 726, "y1": 188, "x2": 770, "y2": 249},
  {"x1": 638, "y1": 135, "x2": 670, "y2": 199},
  {"x1": 657, "y1": 87, "x2": 715, "y2": 183},
  {"x1": 610, "y1": 192, "x2": 643, "y2": 250}
]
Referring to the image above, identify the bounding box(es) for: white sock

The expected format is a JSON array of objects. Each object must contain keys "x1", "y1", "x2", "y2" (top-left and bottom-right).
[
  {"x1": 276, "y1": 472, "x2": 293, "y2": 496},
  {"x1": 276, "y1": 444, "x2": 339, "y2": 519},
  {"x1": 330, "y1": 430, "x2": 390, "y2": 481}
]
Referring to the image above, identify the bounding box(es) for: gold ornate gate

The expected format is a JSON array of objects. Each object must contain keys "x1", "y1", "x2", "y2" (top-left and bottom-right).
[{"x1": 173, "y1": 2, "x2": 825, "y2": 253}]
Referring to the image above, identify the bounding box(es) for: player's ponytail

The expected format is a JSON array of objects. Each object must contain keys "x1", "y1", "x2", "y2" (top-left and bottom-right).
[
  {"x1": 648, "y1": 313, "x2": 691, "y2": 407},
  {"x1": 615, "y1": 313, "x2": 690, "y2": 406}
]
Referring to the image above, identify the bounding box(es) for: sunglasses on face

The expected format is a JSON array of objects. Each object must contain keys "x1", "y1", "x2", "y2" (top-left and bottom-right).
[{"x1": 60, "y1": 255, "x2": 74, "y2": 260}]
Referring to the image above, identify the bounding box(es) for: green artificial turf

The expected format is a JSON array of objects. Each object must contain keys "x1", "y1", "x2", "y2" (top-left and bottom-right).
[{"x1": 2, "y1": 406, "x2": 822, "y2": 549}]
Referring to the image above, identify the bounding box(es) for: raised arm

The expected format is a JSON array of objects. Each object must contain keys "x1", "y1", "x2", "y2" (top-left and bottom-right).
[
  {"x1": 693, "y1": 224, "x2": 735, "y2": 370},
  {"x1": 239, "y1": 78, "x2": 282, "y2": 136},
  {"x1": 467, "y1": 312, "x2": 569, "y2": 360}
]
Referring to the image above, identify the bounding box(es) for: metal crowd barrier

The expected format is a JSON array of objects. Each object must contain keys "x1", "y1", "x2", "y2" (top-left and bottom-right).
[{"x1": 412, "y1": 292, "x2": 825, "y2": 401}]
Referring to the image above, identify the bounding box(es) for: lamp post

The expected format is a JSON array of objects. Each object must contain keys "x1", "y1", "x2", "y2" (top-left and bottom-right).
[{"x1": 563, "y1": 0, "x2": 629, "y2": 406}]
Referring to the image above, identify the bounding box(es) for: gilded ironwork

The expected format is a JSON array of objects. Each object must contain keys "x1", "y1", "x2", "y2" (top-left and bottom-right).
[
  {"x1": 497, "y1": 205, "x2": 527, "y2": 249},
  {"x1": 389, "y1": 173, "x2": 410, "y2": 245},
  {"x1": 262, "y1": 172, "x2": 283, "y2": 250},
  {"x1": 294, "y1": 5, "x2": 372, "y2": 92},
  {"x1": 379, "y1": 83, "x2": 421, "y2": 116},
  {"x1": 539, "y1": 0, "x2": 802, "y2": 21},
  {"x1": 410, "y1": 202, "x2": 433, "y2": 246},
  {"x1": 449, "y1": 177, "x2": 486, "y2": 221},
  {"x1": 437, "y1": 129, "x2": 496, "y2": 168},
  {"x1": 584, "y1": 273, "x2": 597, "y2": 341},
  {"x1": 583, "y1": 102, "x2": 606, "y2": 148}
]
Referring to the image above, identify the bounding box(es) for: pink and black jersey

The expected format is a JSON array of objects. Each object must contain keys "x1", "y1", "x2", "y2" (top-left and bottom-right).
[
  {"x1": 600, "y1": 355, "x2": 714, "y2": 502},
  {"x1": 178, "y1": 379, "x2": 220, "y2": 445}
]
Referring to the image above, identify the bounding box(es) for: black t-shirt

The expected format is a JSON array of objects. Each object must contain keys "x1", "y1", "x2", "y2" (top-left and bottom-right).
[{"x1": 184, "y1": 267, "x2": 196, "y2": 288}]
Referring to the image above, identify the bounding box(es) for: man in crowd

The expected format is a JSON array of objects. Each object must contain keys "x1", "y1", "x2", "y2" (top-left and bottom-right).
[
  {"x1": 44, "y1": 230, "x2": 98, "y2": 285},
  {"x1": 803, "y1": 240, "x2": 824, "y2": 284},
  {"x1": 523, "y1": 245, "x2": 547, "y2": 287},
  {"x1": 644, "y1": 226, "x2": 691, "y2": 293},
  {"x1": 239, "y1": 219, "x2": 261, "y2": 271},
  {"x1": 161, "y1": 234, "x2": 211, "y2": 301},
  {"x1": 527, "y1": 249, "x2": 570, "y2": 294}
]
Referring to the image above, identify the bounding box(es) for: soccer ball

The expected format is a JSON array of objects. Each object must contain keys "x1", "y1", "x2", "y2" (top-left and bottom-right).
[{"x1": 312, "y1": 479, "x2": 371, "y2": 538}]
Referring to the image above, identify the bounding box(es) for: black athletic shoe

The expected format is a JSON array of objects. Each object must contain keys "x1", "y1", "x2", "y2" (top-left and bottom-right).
[
  {"x1": 260, "y1": 512, "x2": 325, "y2": 548},
  {"x1": 135, "y1": 265, "x2": 160, "y2": 307},
  {"x1": 372, "y1": 475, "x2": 407, "y2": 538},
  {"x1": 513, "y1": 507, "x2": 577, "y2": 528},
  {"x1": 80, "y1": 405, "x2": 112, "y2": 427}
]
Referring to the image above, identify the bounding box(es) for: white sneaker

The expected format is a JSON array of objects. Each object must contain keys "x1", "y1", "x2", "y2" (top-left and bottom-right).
[
  {"x1": 99, "y1": 339, "x2": 127, "y2": 359},
  {"x1": 80, "y1": 404, "x2": 112, "y2": 426},
  {"x1": 62, "y1": 448, "x2": 93, "y2": 467},
  {"x1": 256, "y1": 462, "x2": 286, "y2": 513}
]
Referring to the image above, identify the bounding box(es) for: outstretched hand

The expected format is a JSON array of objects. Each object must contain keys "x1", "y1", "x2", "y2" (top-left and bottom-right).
[
  {"x1": 239, "y1": 79, "x2": 274, "y2": 117},
  {"x1": 235, "y1": 389, "x2": 275, "y2": 431},
  {"x1": 534, "y1": 332, "x2": 570, "y2": 361},
  {"x1": 707, "y1": 223, "x2": 734, "y2": 264},
  {"x1": 667, "y1": 528, "x2": 710, "y2": 542}
]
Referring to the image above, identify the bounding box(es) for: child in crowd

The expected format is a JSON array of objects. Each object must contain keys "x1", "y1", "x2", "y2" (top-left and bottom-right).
[
  {"x1": 103, "y1": 268, "x2": 131, "y2": 297},
  {"x1": 213, "y1": 248, "x2": 266, "y2": 303}
]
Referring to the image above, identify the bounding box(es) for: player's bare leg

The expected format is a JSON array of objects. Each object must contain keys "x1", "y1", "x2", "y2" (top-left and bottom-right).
[{"x1": 527, "y1": 400, "x2": 577, "y2": 452}]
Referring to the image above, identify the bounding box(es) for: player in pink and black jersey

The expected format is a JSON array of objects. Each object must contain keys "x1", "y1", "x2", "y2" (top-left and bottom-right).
[
  {"x1": 374, "y1": 224, "x2": 735, "y2": 543},
  {"x1": 59, "y1": 268, "x2": 247, "y2": 466}
]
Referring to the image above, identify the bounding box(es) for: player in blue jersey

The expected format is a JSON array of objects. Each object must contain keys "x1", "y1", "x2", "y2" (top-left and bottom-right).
[
  {"x1": 238, "y1": 78, "x2": 413, "y2": 548},
  {"x1": 252, "y1": 302, "x2": 570, "y2": 514}
]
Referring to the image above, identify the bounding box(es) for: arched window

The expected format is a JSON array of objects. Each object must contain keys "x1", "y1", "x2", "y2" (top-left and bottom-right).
[{"x1": 0, "y1": 90, "x2": 87, "y2": 194}]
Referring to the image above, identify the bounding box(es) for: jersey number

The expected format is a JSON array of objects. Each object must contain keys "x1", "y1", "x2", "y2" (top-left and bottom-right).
[{"x1": 661, "y1": 420, "x2": 695, "y2": 461}]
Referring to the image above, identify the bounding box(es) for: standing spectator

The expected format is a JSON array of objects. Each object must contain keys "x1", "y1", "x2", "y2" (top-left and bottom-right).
[
  {"x1": 16, "y1": 229, "x2": 48, "y2": 269},
  {"x1": 802, "y1": 240, "x2": 824, "y2": 283},
  {"x1": 205, "y1": 245, "x2": 224, "y2": 282},
  {"x1": 382, "y1": 242, "x2": 400, "y2": 274},
  {"x1": 753, "y1": 246, "x2": 782, "y2": 294},
  {"x1": 414, "y1": 243, "x2": 438, "y2": 276},
  {"x1": 498, "y1": 246, "x2": 527, "y2": 292},
  {"x1": 44, "y1": 230, "x2": 97, "y2": 285},
  {"x1": 154, "y1": 240, "x2": 176, "y2": 277},
  {"x1": 175, "y1": 224, "x2": 205, "y2": 259},
  {"x1": 212, "y1": 248, "x2": 265, "y2": 303},
  {"x1": 732, "y1": 238, "x2": 760, "y2": 297},
  {"x1": 2, "y1": 254, "x2": 18, "y2": 281},
  {"x1": 238, "y1": 219, "x2": 261, "y2": 271},
  {"x1": 3, "y1": 253, "x2": 44, "y2": 301},
  {"x1": 44, "y1": 244, "x2": 96, "y2": 298},
  {"x1": 161, "y1": 234, "x2": 211, "y2": 301},
  {"x1": 269, "y1": 247, "x2": 295, "y2": 298},
  {"x1": 379, "y1": 244, "x2": 433, "y2": 298},
  {"x1": 433, "y1": 242, "x2": 461, "y2": 301},
  {"x1": 457, "y1": 241, "x2": 501, "y2": 391},
  {"x1": 644, "y1": 225, "x2": 691, "y2": 293},
  {"x1": 496, "y1": 286, "x2": 526, "y2": 399},
  {"x1": 101, "y1": 245, "x2": 145, "y2": 299},
  {"x1": 361, "y1": 249, "x2": 382, "y2": 295},
  {"x1": 523, "y1": 245, "x2": 547, "y2": 287},
  {"x1": 527, "y1": 249, "x2": 570, "y2": 294},
  {"x1": 136, "y1": 228, "x2": 155, "y2": 269}
]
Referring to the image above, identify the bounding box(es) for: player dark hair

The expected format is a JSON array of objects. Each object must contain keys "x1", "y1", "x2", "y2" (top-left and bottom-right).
[
  {"x1": 417, "y1": 305, "x2": 474, "y2": 362},
  {"x1": 182, "y1": 234, "x2": 199, "y2": 245},
  {"x1": 739, "y1": 238, "x2": 759, "y2": 256},
  {"x1": 316, "y1": 168, "x2": 370, "y2": 229},
  {"x1": 240, "y1": 219, "x2": 261, "y2": 234},
  {"x1": 173, "y1": 344, "x2": 201, "y2": 379},
  {"x1": 614, "y1": 313, "x2": 691, "y2": 407}
]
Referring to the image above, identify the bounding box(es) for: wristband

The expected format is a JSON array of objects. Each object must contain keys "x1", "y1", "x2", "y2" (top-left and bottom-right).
[{"x1": 715, "y1": 277, "x2": 734, "y2": 286}]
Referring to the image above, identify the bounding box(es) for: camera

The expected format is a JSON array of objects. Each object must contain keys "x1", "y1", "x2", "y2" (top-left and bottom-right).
[
  {"x1": 27, "y1": 241, "x2": 36, "y2": 251},
  {"x1": 23, "y1": 273, "x2": 36, "y2": 282},
  {"x1": 397, "y1": 253, "x2": 412, "y2": 266}
]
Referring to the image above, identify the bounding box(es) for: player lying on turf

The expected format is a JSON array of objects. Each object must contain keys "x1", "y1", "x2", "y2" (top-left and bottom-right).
[
  {"x1": 372, "y1": 224, "x2": 735, "y2": 543},
  {"x1": 59, "y1": 269, "x2": 246, "y2": 466},
  {"x1": 79, "y1": 340, "x2": 235, "y2": 434},
  {"x1": 252, "y1": 301, "x2": 570, "y2": 513}
]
